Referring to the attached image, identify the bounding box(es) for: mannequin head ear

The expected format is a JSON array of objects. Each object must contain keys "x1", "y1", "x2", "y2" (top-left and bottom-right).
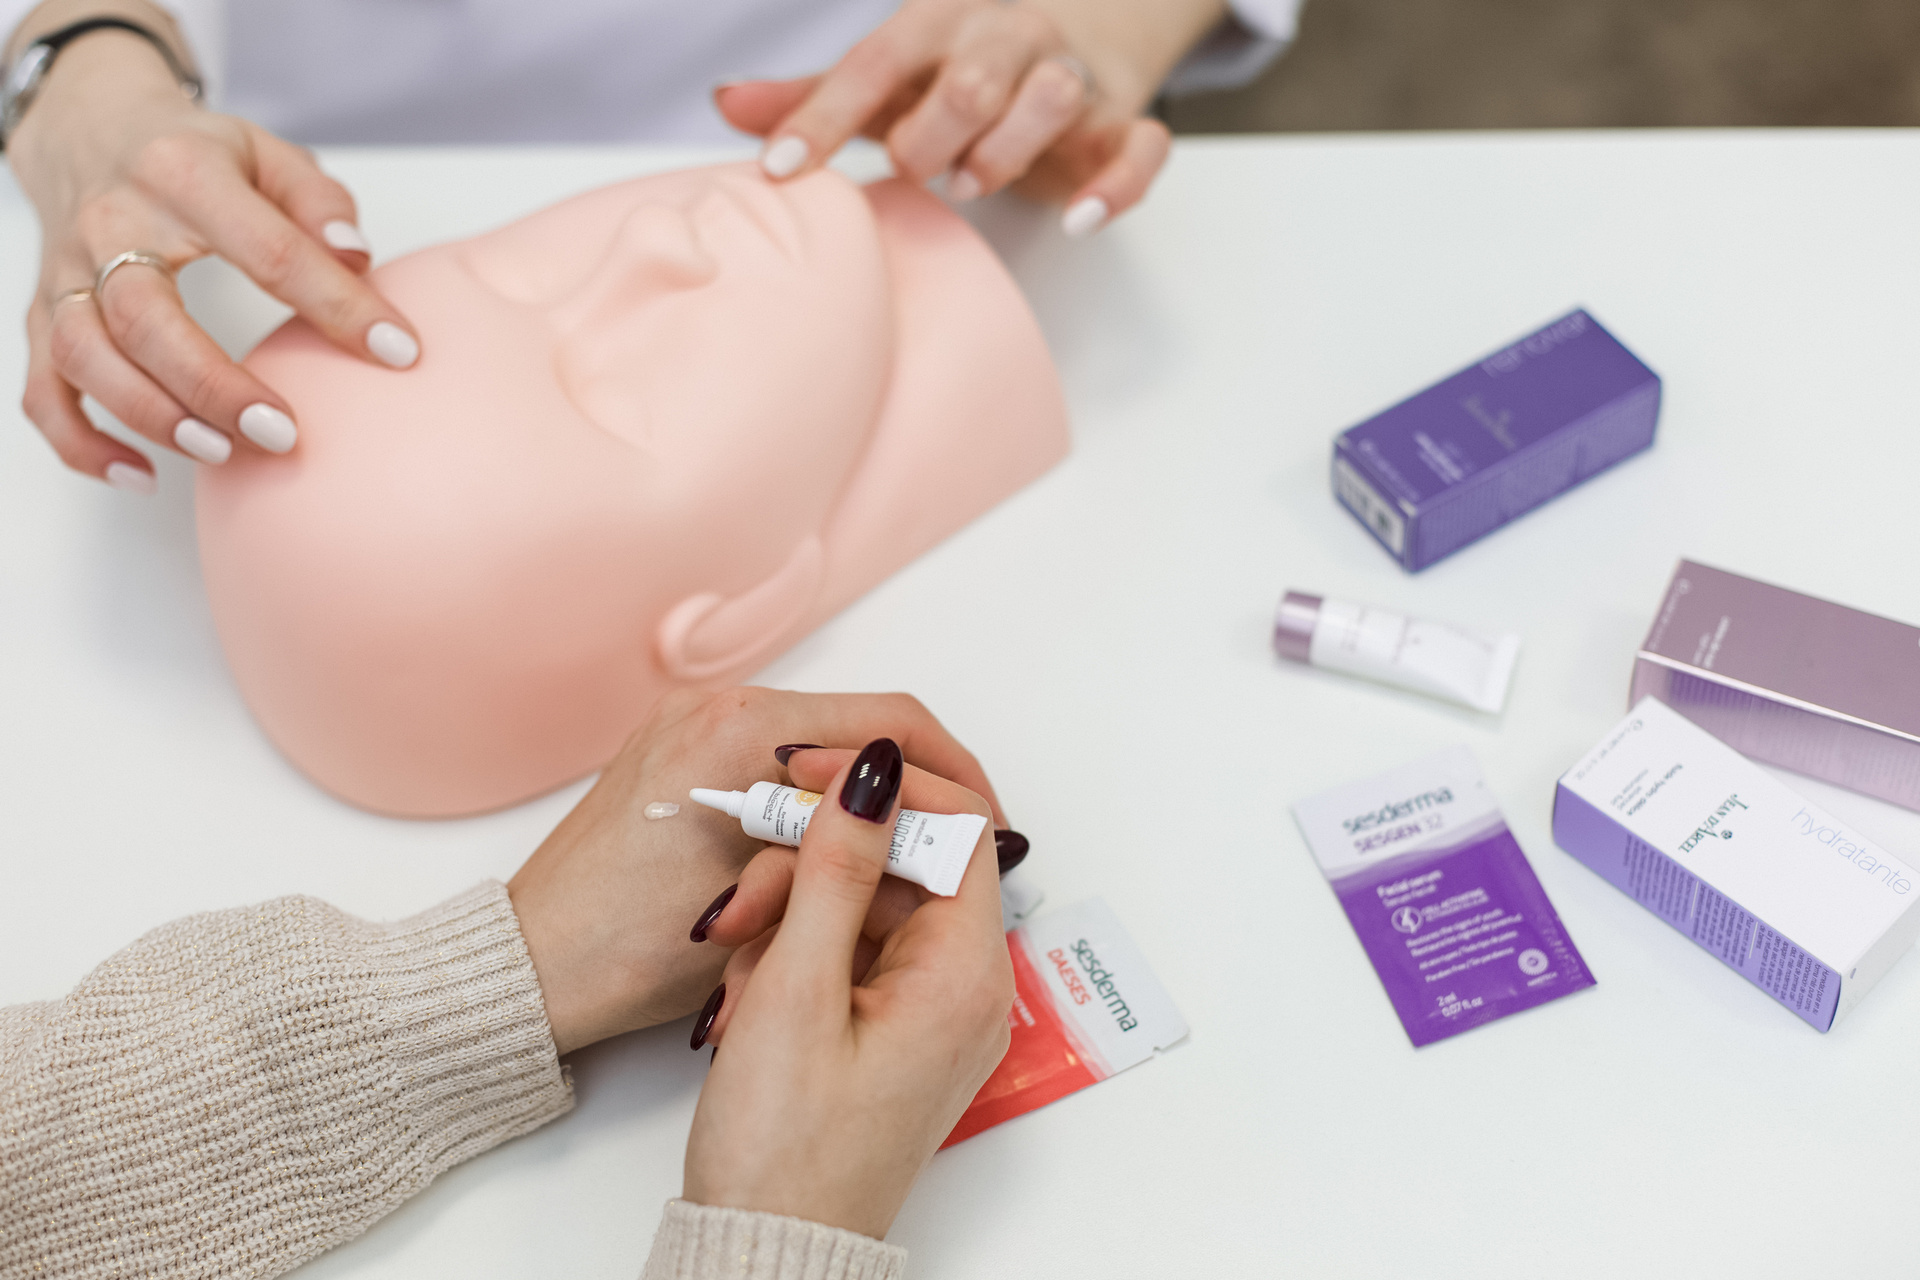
[{"x1": 657, "y1": 536, "x2": 824, "y2": 681}]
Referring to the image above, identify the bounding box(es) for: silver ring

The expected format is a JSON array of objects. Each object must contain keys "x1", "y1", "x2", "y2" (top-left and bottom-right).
[
  {"x1": 1051, "y1": 53, "x2": 1097, "y2": 100},
  {"x1": 94, "y1": 251, "x2": 174, "y2": 297},
  {"x1": 52, "y1": 287, "x2": 95, "y2": 310}
]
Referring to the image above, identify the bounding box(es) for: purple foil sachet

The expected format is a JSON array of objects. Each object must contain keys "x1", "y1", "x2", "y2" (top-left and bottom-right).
[
  {"x1": 1332, "y1": 308, "x2": 1661, "y2": 572},
  {"x1": 1294, "y1": 747, "x2": 1595, "y2": 1047}
]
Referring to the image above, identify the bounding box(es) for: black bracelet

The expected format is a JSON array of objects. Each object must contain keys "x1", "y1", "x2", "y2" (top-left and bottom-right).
[{"x1": 1, "y1": 16, "x2": 203, "y2": 150}]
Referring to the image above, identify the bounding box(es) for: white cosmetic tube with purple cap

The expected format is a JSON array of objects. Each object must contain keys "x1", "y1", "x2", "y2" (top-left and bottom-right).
[{"x1": 1276, "y1": 591, "x2": 1521, "y2": 714}]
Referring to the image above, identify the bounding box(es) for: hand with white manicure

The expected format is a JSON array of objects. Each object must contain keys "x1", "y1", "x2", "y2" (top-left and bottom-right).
[
  {"x1": 715, "y1": 0, "x2": 1227, "y2": 237},
  {"x1": 7, "y1": 0, "x2": 422, "y2": 492}
]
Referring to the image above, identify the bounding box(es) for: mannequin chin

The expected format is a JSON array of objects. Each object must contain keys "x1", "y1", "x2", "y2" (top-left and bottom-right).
[{"x1": 196, "y1": 165, "x2": 1069, "y2": 817}]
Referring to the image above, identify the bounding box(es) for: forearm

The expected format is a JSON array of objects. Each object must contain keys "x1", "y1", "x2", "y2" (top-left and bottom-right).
[
  {"x1": 1020, "y1": 0, "x2": 1228, "y2": 110},
  {"x1": 0, "y1": 882, "x2": 572, "y2": 1280}
]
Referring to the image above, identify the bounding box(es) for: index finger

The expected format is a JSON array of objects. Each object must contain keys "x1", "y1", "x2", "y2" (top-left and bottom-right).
[
  {"x1": 142, "y1": 133, "x2": 419, "y2": 369},
  {"x1": 764, "y1": 739, "x2": 905, "y2": 997},
  {"x1": 768, "y1": 689, "x2": 1010, "y2": 827},
  {"x1": 753, "y1": 10, "x2": 950, "y2": 178}
]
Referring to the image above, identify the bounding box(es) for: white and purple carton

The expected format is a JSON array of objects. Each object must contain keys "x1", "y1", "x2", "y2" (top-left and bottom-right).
[
  {"x1": 1554, "y1": 698, "x2": 1920, "y2": 1032},
  {"x1": 1333, "y1": 308, "x2": 1661, "y2": 572},
  {"x1": 1295, "y1": 747, "x2": 1595, "y2": 1047}
]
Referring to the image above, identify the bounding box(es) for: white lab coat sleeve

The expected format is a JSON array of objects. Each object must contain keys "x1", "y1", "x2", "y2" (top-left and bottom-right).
[
  {"x1": 159, "y1": 0, "x2": 226, "y2": 100},
  {"x1": 1162, "y1": 0, "x2": 1305, "y2": 97},
  {"x1": 0, "y1": 0, "x2": 38, "y2": 47}
]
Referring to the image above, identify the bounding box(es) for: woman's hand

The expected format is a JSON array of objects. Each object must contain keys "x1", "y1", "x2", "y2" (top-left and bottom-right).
[
  {"x1": 680, "y1": 738, "x2": 1014, "y2": 1238},
  {"x1": 714, "y1": 0, "x2": 1225, "y2": 236},
  {"x1": 506, "y1": 688, "x2": 1010, "y2": 1057},
  {"x1": 7, "y1": 2, "x2": 421, "y2": 489}
]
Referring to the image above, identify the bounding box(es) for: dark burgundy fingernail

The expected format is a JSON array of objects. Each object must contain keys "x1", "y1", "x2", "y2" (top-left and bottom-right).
[
  {"x1": 689, "y1": 884, "x2": 737, "y2": 943},
  {"x1": 995, "y1": 829, "x2": 1030, "y2": 875},
  {"x1": 840, "y1": 737, "x2": 902, "y2": 822},
  {"x1": 774, "y1": 743, "x2": 822, "y2": 766},
  {"x1": 690, "y1": 983, "x2": 724, "y2": 1050},
  {"x1": 709, "y1": 1046, "x2": 717, "y2": 1066}
]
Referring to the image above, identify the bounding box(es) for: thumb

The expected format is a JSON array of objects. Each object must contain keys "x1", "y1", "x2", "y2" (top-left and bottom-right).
[
  {"x1": 763, "y1": 738, "x2": 903, "y2": 995},
  {"x1": 715, "y1": 76, "x2": 820, "y2": 137}
]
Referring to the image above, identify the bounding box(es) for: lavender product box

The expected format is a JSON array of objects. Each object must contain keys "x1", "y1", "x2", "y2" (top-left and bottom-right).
[
  {"x1": 1333, "y1": 309, "x2": 1660, "y2": 572},
  {"x1": 1632, "y1": 560, "x2": 1920, "y2": 813},
  {"x1": 1555, "y1": 698, "x2": 1920, "y2": 1032},
  {"x1": 1294, "y1": 747, "x2": 1595, "y2": 1047}
]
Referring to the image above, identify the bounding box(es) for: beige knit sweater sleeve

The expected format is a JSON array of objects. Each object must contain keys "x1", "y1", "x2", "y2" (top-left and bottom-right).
[{"x1": 0, "y1": 881, "x2": 906, "y2": 1280}]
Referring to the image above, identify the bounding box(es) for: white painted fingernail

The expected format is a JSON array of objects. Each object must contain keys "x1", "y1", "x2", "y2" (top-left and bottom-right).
[
  {"x1": 174, "y1": 417, "x2": 233, "y2": 465},
  {"x1": 760, "y1": 135, "x2": 809, "y2": 179},
  {"x1": 322, "y1": 220, "x2": 372, "y2": 254},
  {"x1": 238, "y1": 403, "x2": 298, "y2": 453},
  {"x1": 946, "y1": 170, "x2": 983, "y2": 202},
  {"x1": 1061, "y1": 196, "x2": 1109, "y2": 239},
  {"x1": 367, "y1": 321, "x2": 420, "y2": 369},
  {"x1": 105, "y1": 461, "x2": 156, "y2": 495}
]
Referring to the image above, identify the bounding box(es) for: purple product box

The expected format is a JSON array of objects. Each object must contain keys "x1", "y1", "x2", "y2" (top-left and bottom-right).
[
  {"x1": 1294, "y1": 747, "x2": 1595, "y2": 1047},
  {"x1": 1632, "y1": 560, "x2": 1920, "y2": 813},
  {"x1": 1332, "y1": 309, "x2": 1661, "y2": 572}
]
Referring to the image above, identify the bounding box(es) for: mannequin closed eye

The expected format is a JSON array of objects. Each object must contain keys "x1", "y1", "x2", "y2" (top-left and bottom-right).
[
  {"x1": 546, "y1": 205, "x2": 718, "y2": 337},
  {"x1": 459, "y1": 201, "x2": 717, "y2": 311},
  {"x1": 459, "y1": 201, "x2": 720, "y2": 446},
  {"x1": 551, "y1": 205, "x2": 720, "y2": 444}
]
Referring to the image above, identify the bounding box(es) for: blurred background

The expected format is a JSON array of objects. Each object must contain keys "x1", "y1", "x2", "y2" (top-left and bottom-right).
[{"x1": 1165, "y1": 0, "x2": 1920, "y2": 131}]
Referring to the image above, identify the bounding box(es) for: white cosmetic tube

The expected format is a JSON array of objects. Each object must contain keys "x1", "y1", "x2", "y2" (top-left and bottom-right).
[
  {"x1": 1274, "y1": 591, "x2": 1520, "y2": 713},
  {"x1": 689, "y1": 781, "x2": 987, "y2": 897}
]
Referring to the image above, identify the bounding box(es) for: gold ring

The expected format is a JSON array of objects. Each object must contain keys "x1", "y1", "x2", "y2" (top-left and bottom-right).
[
  {"x1": 52, "y1": 288, "x2": 96, "y2": 310},
  {"x1": 94, "y1": 251, "x2": 174, "y2": 296}
]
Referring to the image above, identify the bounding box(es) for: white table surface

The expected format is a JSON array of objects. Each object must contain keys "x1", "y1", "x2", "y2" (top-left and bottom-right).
[{"x1": 6, "y1": 131, "x2": 1920, "y2": 1279}]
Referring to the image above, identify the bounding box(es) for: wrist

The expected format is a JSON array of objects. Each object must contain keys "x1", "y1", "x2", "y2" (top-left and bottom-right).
[
  {"x1": 507, "y1": 877, "x2": 597, "y2": 1056},
  {"x1": 7, "y1": 0, "x2": 191, "y2": 65},
  {"x1": 6, "y1": 2, "x2": 202, "y2": 160},
  {"x1": 8, "y1": 35, "x2": 199, "y2": 183}
]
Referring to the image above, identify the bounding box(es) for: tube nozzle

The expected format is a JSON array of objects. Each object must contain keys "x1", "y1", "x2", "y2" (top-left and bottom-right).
[{"x1": 689, "y1": 787, "x2": 747, "y2": 819}]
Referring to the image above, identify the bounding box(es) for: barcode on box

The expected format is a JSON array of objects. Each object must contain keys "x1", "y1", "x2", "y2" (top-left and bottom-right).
[{"x1": 1334, "y1": 457, "x2": 1406, "y2": 556}]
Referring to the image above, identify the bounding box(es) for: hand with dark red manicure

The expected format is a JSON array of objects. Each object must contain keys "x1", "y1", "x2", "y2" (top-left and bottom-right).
[
  {"x1": 681, "y1": 739, "x2": 1013, "y2": 1238},
  {"x1": 686, "y1": 742, "x2": 1031, "y2": 1052},
  {"x1": 505, "y1": 687, "x2": 1012, "y2": 1056}
]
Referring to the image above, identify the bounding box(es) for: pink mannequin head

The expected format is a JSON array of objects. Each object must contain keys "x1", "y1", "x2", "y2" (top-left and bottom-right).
[{"x1": 197, "y1": 164, "x2": 1068, "y2": 816}]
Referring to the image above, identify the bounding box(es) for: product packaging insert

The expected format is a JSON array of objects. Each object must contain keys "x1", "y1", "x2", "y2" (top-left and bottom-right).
[
  {"x1": 1332, "y1": 308, "x2": 1660, "y2": 572},
  {"x1": 1554, "y1": 698, "x2": 1920, "y2": 1031},
  {"x1": 1632, "y1": 560, "x2": 1920, "y2": 813}
]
